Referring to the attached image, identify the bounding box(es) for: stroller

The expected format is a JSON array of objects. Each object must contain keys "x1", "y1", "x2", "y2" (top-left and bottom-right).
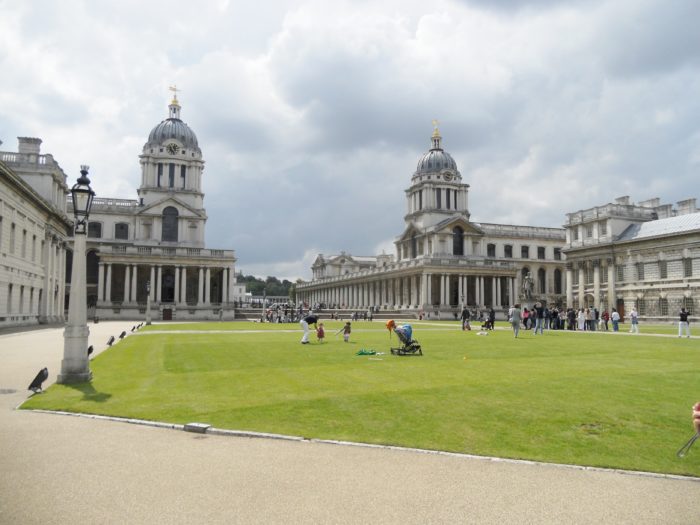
[{"x1": 390, "y1": 323, "x2": 423, "y2": 356}]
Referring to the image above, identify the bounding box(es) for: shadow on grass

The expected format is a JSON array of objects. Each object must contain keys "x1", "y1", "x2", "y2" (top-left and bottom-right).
[{"x1": 65, "y1": 382, "x2": 112, "y2": 403}]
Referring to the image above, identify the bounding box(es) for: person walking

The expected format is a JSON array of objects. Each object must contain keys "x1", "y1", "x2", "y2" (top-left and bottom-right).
[
  {"x1": 629, "y1": 307, "x2": 640, "y2": 334},
  {"x1": 533, "y1": 302, "x2": 544, "y2": 335},
  {"x1": 611, "y1": 308, "x2": 620, "y2": 332},
  {"x1": 300, "y1": 312, "x2": 319, "y2": 344},
  {"x1": 460, "y1": 306, "x2": 471, "y2": 331},
  {"x1": 679, "y1": 307, "x2": 691, "y2": 338},
  {"x1": 508, "y1": 304, "x2": 522, "y2": 338}
]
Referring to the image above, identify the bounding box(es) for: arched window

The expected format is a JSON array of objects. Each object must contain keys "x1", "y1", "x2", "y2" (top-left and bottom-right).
[
  {"x1": 554, "y1": 268, "x2": 562, "y2": 294},
  {"x1": 115, "y1": 223, "x2": 129, "y2": 240},
  {"x1": 452, "y1": 227, "x2": 464, "y2": 256},
  {"x1": 162, "y1": 206, "x2": 179, "y2": 242},
  {"x1": 538, "y1": 268, "x2": 546, "y2": 294}
]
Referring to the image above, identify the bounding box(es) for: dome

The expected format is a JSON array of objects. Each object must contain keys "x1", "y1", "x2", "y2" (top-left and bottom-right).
[
  {"x1": 147, "y1": 118, "x2": 200, "y2": 151},
  {"x1": 415, "y1": 126, "x2": 458, "y2": 175},
  {"x1": 145, "y1": 96, "x2": 201, "y2": 153},
  {"x1": 416, "y1": 149, "x2": 458, "y2": 173}
]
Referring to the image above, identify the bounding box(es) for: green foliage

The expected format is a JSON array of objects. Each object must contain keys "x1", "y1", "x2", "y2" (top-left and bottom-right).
[
  {"x1": 22, "y1": 323, "x2": 700, "y2": 476},
  {"x1": 236, "y1": 273, "x2": 293, "y2": 297}
]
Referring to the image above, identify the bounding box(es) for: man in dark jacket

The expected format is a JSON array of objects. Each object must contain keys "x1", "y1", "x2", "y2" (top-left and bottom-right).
[{"x1": 300, "y1": 313, "x2": 319, "y2": 344}]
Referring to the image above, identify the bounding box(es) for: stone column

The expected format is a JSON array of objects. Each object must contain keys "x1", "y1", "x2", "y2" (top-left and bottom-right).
[
  {"x1": 180, "y1": 267, "x2": 188, "y2": 306},
  {"x1": 157, "y1": 265, "x2": 163, "y2": 303},
  {"x1": 565, "y1": 263, "x2": 573, "y2": 307},
  {"x1": 149, "y1": 266, "x2": 156, "y2": 301},
  {"x1": 198, "y1": 267, "x2": 204, "y2": 305},
  {"x1": 131, "y1": 265, "x2": 138, "y2": 304},
  {"x1": 495, "y1": 277, "x2": 501, "y2": 307},
  {"x1": 492, "y1": 277, "x2": 497, "y2": 307},
  {"x1": 593, "y1": 259, "x2": 601, "y2": 309},
  {"x1": 97, "y1": 262, "x2": 105, "y2": 302},
  {"x1": 578, "y1": 262, "x2": 585, "y2": 307},
  {"x1": 228, "y1": 266, "x2": 235, "y2": 304},
  {"x1": 105, "y1": 263, "x2": 113, "y2": 303},
  {"x1": 174, "y1": 267, "x2": 180, "y2": 304},
  {"x1": 607, "y1": 258, "x2": 616, "y2": 311},
  {"x1": 123, "y1": 265, "x2": 131, "y2": 303},
  {"x1": 205, "y1": 267, "x2": 211, "y2": 305}
]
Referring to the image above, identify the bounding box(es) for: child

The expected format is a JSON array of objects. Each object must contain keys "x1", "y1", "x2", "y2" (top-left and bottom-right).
[
  {"x1": 341, "y1": 321, "x2": 351, "y2": 342},
  {"x1": 316, "y1": 322, "x2": 325, "y2": 343}
]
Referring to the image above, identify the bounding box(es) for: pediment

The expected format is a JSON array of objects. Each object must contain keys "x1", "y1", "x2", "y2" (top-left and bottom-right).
[
  {"x1": 135, "y1": 196, "x2": 205, "y2": 219},
  {"x1": 433, "y1": 216, "x2": 484, "y2": 236}
]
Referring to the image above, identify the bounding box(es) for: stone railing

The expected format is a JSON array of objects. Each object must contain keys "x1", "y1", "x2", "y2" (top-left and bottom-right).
[
  {"x1": 100, "y1": 245, "x2": 235, "y2": 259},
  {"x1": 0, "y1": 151, "x2": 56, "y2": 167},
  {"x1": 566, "y1": 204, "x2": 656, "y2": 225},
  {"x1": 477, "y1": 222, "x2": 566, "y2": 240}
]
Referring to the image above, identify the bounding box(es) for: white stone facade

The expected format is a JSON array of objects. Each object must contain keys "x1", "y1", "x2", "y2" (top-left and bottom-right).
[
  {"x1": 298, "y1": 128, "x2": 567, "y2": 318},
  {"x1": 563, "y1": 196, "x2": 699, "y2": 321},
  {"x1": 0, "y1": 138, "x2": 72, "y2": 328},
  {"x1": 79, "y1": 95, "x2": 237, "y2": 322}
]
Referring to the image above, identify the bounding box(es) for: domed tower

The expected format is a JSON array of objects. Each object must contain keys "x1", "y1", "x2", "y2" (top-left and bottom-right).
[
  {"x1": 136, "y1": 89, "x2": 207, "y2": 247},
  {"x1": 138, "y1": 89, "x2": 205, "y2": 211},
  {"x1": 404, "y1": 123, "x2": 470, "y2": 230}
]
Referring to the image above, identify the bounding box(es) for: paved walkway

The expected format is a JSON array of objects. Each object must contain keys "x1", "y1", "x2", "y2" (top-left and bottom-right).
[{"x1": 1, "y1": 322, "x2": 699, "y2": 524}]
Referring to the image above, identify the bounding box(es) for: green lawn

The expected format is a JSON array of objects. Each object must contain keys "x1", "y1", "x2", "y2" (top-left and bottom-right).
[{"x1": 23, "y1": 321, "x2": 700, "y2": 476}]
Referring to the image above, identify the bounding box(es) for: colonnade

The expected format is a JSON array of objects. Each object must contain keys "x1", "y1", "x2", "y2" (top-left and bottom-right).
[
  {"x1": 565, "y1": 258, "x2": 617, "y2": 310},
  {"x1": 97, "y1": 262, "x2": 236, "y2": 306},
  {"x1": 40, "y1": 235, "x2": 67, "y2": 322},
  {"x1": 298, "y1": 272, "x2": 518, "y2": 310}
]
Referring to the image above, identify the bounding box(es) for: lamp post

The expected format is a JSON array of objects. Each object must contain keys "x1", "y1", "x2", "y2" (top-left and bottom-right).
[
  {"x1": 146, "y1": 280, "x2": 152, "y2": 325},
  {"x1": 58, "y1": 166, "x2": 95, "y2": 384}
]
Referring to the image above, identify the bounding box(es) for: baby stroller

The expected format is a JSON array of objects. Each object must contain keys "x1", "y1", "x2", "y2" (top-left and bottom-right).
[{"x1": 389, "y1": 323, "x2": 423, "y2": 356}]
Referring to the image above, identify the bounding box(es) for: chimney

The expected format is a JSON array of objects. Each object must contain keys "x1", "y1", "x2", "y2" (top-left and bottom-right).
[
  {"x1": 676, "y1": 198, "x2": 698, "y2": 216},
  {"x1": 654, "y1": 204, "x2": 674, "y2": 219},
  {"x1": 614, "y1": 196, "x2": 630, "y2": 205},
  {"x1": 17, "y1": 137, "x2": 42, "y2": 155},
  {"x1": 638, "y1": 197, "x2": 660, "y2": 208}
]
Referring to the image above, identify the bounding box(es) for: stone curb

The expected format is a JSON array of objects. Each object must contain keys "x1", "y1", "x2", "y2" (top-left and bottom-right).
[{"x1": 19, "y1": 407, "x2": 700, "y2": 483}]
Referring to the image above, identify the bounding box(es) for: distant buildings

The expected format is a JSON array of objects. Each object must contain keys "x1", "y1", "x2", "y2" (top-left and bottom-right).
[
  {"x1": 563, "y1": 196, "x2": 699, "y2": 320},
  {"x1": 298, "y1": 126, "x2": 567, "y2": 318}
]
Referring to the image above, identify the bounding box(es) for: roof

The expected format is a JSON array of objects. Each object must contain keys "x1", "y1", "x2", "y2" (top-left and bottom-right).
[{"x1": 616, "y1": 212, "x2": 700, "y2": 242}]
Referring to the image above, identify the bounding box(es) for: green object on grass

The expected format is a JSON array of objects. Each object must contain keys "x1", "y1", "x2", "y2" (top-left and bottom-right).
[{"x1": 356, "y1": 349, "x2": 377, "y2": 356}]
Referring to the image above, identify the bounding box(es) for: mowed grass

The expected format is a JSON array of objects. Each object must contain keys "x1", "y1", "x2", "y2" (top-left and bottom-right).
[{"x1": 22, "y1": 321, "x2": 700, "y2": 476}]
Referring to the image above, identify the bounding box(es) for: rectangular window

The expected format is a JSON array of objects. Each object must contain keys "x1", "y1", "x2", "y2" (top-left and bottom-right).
[
  {"x1": 554, "y1": 248, "x2": 561, "y2": 261},
  {"x1": 446, "y1": 190, "x2": 451, "y2": 209},
  {"x1": 168, "y1": 163, "x2": 175, "y2": 188},
  {"x1": 180, "y1": 165, "x2": 187, "y2": 188},
  {"x1": 636, "y1": 262, "x2": 645, "y2": 281},
  {"x1": 7, "y1": 284, "x2": 12, "y2": 313},
  {"x1": 572, "y1": 272, "x2": 579, "y2": 286},
  {"x1": 32, "y1": 235, "x2": 36, "y2": 262},
  {"x1": 10, "y1": 223, "x2": 15, "y2": 254},
  {"x1": 616, "y1": 265, "x2": 624, "y2": 282},
  {"x1": 600, "y1": 221, "x2": 607, "y2": 235},
  {"x1": 586, "y1": 225, "x2": 593, "y2": 237},
  {"x1": 659, "y1": 261, "x2": 667, "y2": 279},
  {"x1": 601, "y1": 268, "x2": 608, "y2": 283},
  {"x1": 157, "y1": 163, "x2": 163, "y2": 187},
  {"x1": 418, "y1": 190, "x2": 422, "y2": 210},
  {"x1": 436, "y1": 189, "x2": 441, "y2": 209},
  {"x1": 586, "y1": 266, "x2": 594, "y2": 284},
  {"x1": 684, "y1": 258, "x2": 693, "y2": 277},
  {"x1": 572, "y1": 228, "x2": 579, "y2": 240},
  {"x1": 521, "y1": 246, "x2": 529, "y2": 259},
  {"x1": 684, "y1": 297, "x2": 695, "y2": 315},
  {"x1": 21, "y1": 229, "x2": 27, "y2": 258},
  {"x1": 636, "y1": 298, "x2": 646, "y2": 316},
  {"x1": 659, "y1": 298, "x2": 668, "y2": 316},
  {"x1": 504, "y1": 245, "x2": 513, "y2": 258},
  {"x1": 487, "y1": 244, "x2": 496, "y2": 257},
  {"x1": 537, "y1": 247, "x2": 546, "y2": 260},
  {"x1": 0, "y1": 216, "x2": 3, "y2": 249}
]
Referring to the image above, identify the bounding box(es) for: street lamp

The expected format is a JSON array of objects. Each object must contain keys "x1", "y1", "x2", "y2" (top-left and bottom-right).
[
  {"x1": 58, "y1": 166, "x2": 95, "y2": 384},
  {"x1": 145, "y1": 280, "x2": 152, "y2": 325}
]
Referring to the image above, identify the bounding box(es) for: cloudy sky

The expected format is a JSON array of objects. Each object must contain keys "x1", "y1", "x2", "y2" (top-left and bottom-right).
[{"x1": 2, "y1": 0, "x2": 699, "y2": 280}]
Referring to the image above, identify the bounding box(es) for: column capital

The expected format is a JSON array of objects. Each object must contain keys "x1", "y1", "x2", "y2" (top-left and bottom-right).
[{"x1": 592, "y1": 259, "x2": 601, "y2": 268}]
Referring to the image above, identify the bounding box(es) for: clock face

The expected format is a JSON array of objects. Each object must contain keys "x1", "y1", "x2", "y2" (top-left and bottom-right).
[
  {"x1": 443, "y1": 173, "x2": 453, "y2": 181},
  {"x1": 166, "y1": 143, "x2": 179, "y2": 154}
]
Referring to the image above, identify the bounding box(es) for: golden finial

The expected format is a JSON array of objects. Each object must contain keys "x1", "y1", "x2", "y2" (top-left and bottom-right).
[
  {"x1": 169, "y1": 85, "x2": 181, "y2": 105},
  {"x1": 432, "y1": 119, "x2": 441, "y2": 138}
]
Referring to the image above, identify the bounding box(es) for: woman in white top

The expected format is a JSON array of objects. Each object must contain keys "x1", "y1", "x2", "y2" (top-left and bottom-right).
[
  {"x1": 577, "y1": 309, "x2": 586, "y2": 331},
  {"x1": 629, "y1": 307, "x2": 640, "y2": 334}
]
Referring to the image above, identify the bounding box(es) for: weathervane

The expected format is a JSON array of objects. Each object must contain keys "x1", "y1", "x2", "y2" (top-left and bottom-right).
[
  {"x1": 169, "y1": 85, "x2": 181, "y2": 103},
  {"x1": 432, "y1": 119, "x2": 441, "y2": 138}
]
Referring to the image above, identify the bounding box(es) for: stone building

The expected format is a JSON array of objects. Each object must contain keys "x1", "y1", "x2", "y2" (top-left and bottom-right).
[
  {"x1": 297, "y1": 126, "x2": 567, "y2": 318},
  {"x1": 80, "y1": 93, "x2": 241, "y2": 321},
  {"x1": 563, "y1": 196, "x2": 699, "y2": 320},
  {"x1": 0, "y1": 138, "x2": 72, "y2": 328}
]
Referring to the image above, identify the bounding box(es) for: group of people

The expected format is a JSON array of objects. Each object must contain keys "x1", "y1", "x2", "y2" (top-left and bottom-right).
[
  {"x1": 300, "y1": 313, "x2": 352, "y2": 344},
  {"x1": 460, "y1": 307, "x2": 496, "y2": 331}
]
